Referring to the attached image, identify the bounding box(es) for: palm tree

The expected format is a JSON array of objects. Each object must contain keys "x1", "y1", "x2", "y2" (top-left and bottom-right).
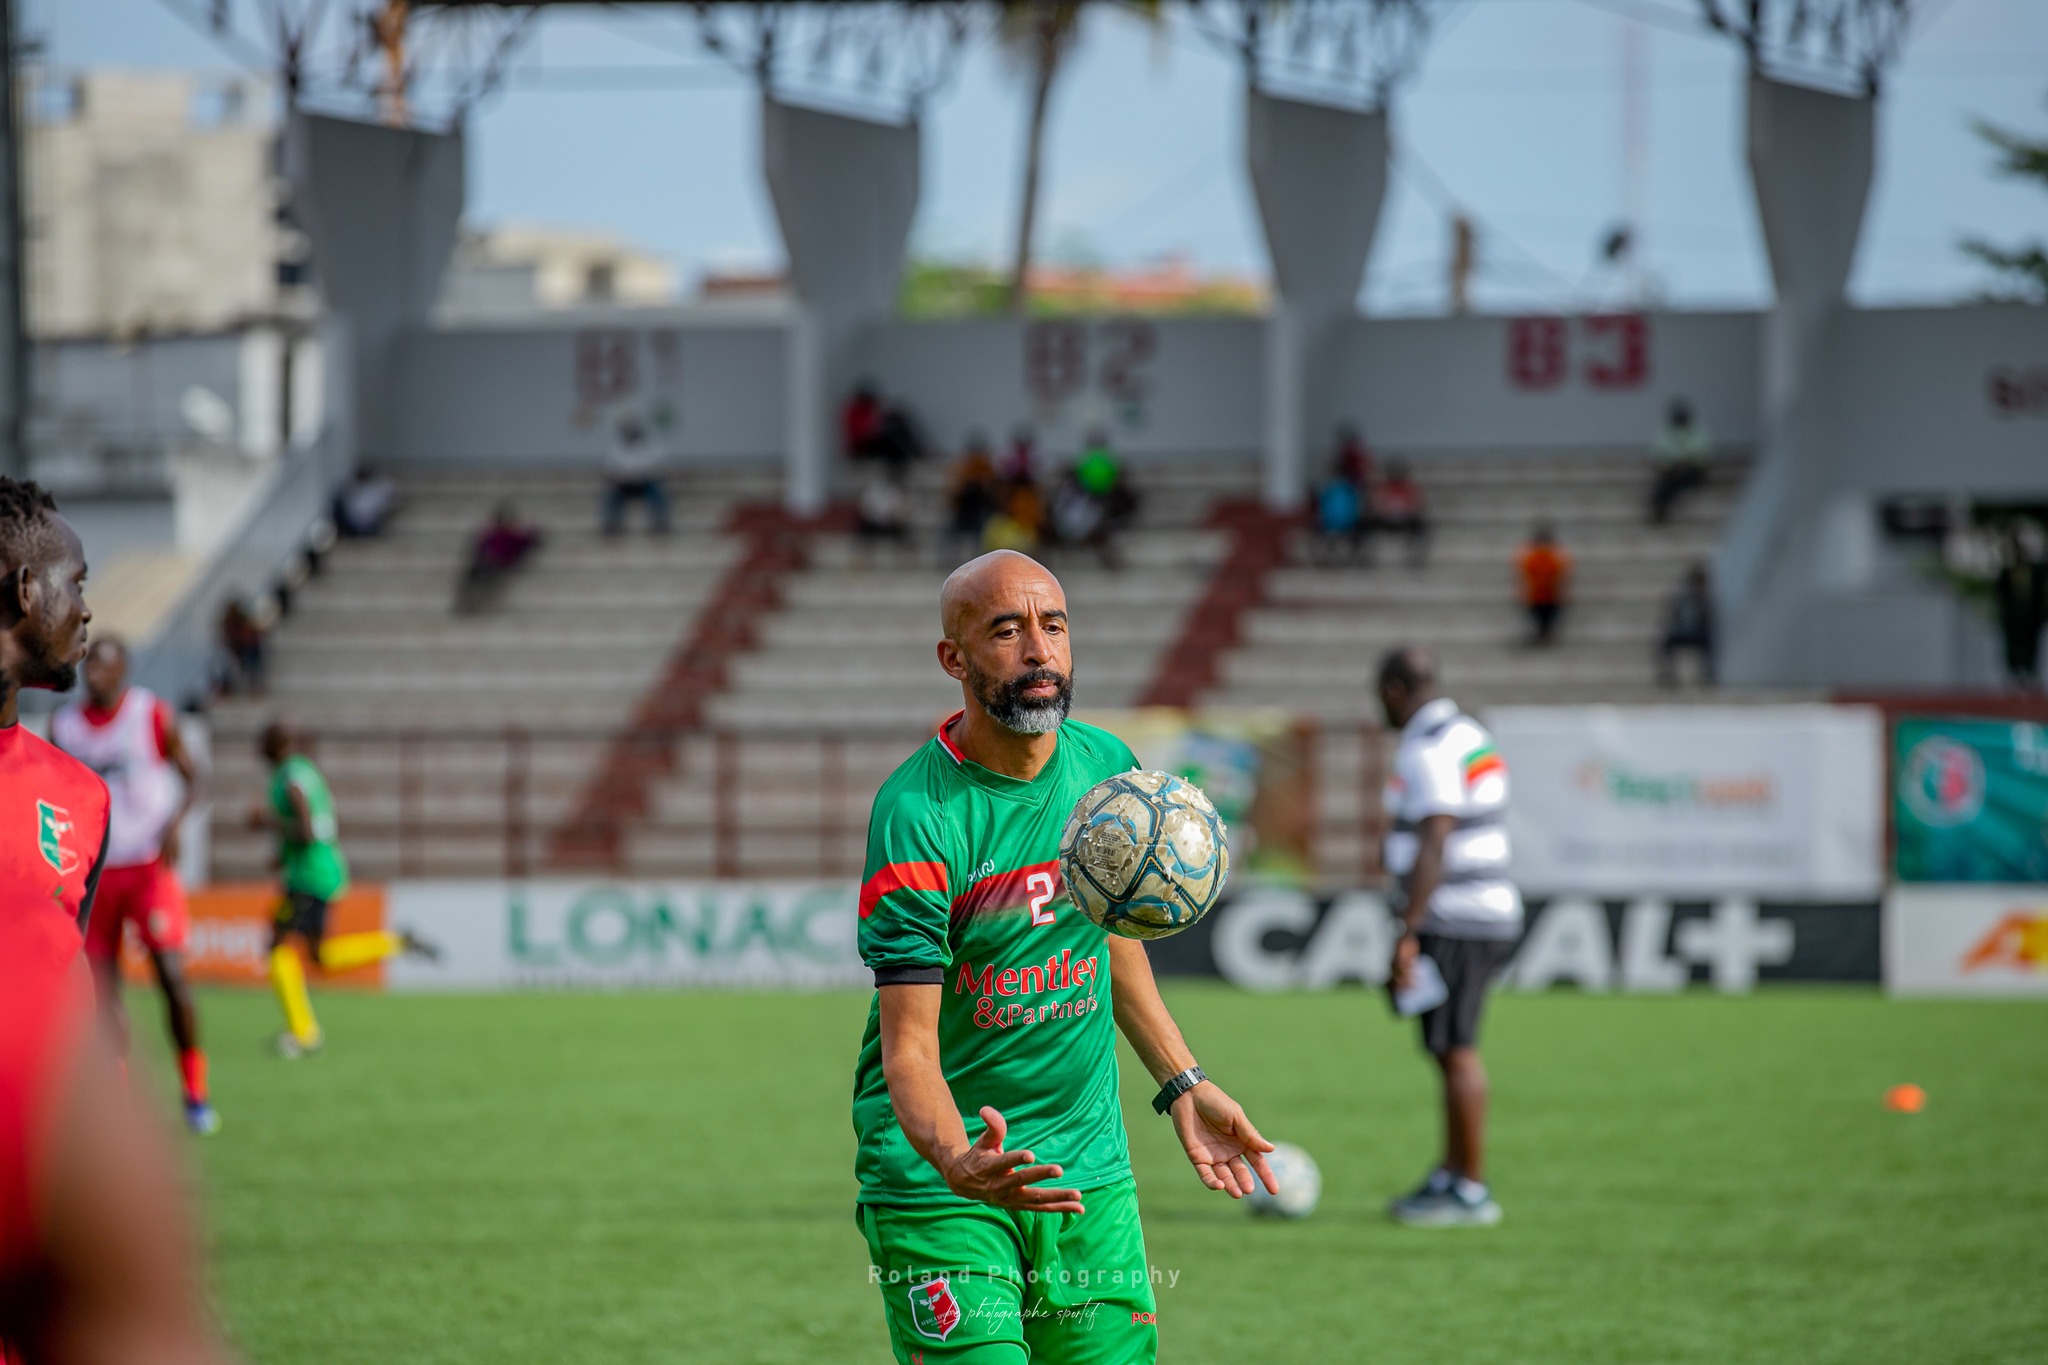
[
  {"x1": 1961, "y1": 99, "x2": 2048, "y2": 303},
  {"x1": 998, "y1": 1, "x2": 1088, "y2": 316}
]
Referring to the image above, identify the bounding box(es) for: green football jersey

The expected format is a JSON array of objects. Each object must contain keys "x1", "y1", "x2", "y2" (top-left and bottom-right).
[
  {"x1": 852, "y1": 714, "x2": 1140, "y2": 1207},
  {"x1": 269, "y1": 754, "x2": 349, "y2": 901}
]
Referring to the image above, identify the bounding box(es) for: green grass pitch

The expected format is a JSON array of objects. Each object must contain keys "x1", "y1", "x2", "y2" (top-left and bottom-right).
[{"x1": 140, "y1": 985, "x2": 2047, "y2": 1364}]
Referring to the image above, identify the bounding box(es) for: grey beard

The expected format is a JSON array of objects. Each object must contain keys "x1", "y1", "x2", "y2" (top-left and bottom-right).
[{"x1": 973, "y1": 665, "x2": 1073, "y2": 736}]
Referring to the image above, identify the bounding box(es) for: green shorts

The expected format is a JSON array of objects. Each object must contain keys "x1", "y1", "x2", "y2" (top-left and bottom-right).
[{"x1": 858, "y1": 1179, "x2": 1158, "y2": 1364}]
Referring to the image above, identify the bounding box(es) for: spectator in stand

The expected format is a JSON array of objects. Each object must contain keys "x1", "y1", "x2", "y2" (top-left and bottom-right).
[
  {"x1": 218, "y1": 597, "x2": 266, "y2": 696},
  {"x1": 998, "y1": 424, "x2": 1037, "y2": 483},
  {"x1": 1314, "y1": 459, "x2": 1364, "y2": 565},
  {"x1": 1659, "y1": 563, "x2": 1717, "y2": 687},
  {"x1": 1076, "y1": 431, "x2": 1119, "y2": 499},
  {"x1": 1051, "y1": 463, "x2": 1105, "y2": 557},
  {"x1": 456, "y1": 501, "x2": 543, "y2": 614},
  {"x1": 843, "y1": 382, "x2": 929, "y2": 475},
  {"x1": 602, "y1": 411, "x2": 671, "y2": 536},
  {"x1": 985, "y1": 465, "x2": 1044, "y2": 555},
  {"x1": 842, "y1": 382, "x2": 887, "y2": 464},
  {"x1": 1648, "y1": 398, "x2": 1711, "y2": 524},
  {"x1": 854, "y1": 468, "x2": 915, "y2": 567},
  {"x1": 1372, "y1": 459, "x2": 1430, "y2": 568},
  {"x1": 942, "y1": 434, "x2": 1000, "y2": 567},
  {"x1": 1515, "y1": 523, "x2": 1573, "y2": 646},
  {"x1": 1059, "y1": 432, "x2": 1140, "y2": 570},
  {"x1": 874, "y1": 401, "x2": 928, "y2": 475},
  {"x1": 1334, "y1": 423, "x2": 1373, "y2": 488},
  {"x1": 334, "y1": 466, "x2": 398, "y2": 538},
  {"x1": 1995, "y1": 521, "x2": 2048, "y2": 689}
]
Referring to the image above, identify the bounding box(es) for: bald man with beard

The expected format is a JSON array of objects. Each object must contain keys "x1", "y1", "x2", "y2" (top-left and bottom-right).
[{"x1": 849, "y1": 551, "x2": 1276, "y2": 1365}]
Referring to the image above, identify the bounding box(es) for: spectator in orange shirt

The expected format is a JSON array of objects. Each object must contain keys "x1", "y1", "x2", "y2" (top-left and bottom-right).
[{"x1": 1516, "y1": 523, "x2": 1572, "y2": 646}]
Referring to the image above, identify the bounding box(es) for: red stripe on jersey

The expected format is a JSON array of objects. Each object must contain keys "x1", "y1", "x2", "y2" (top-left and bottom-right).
[
  {"x1": 859, "y1": 861, "x2": 949, "y2": 919},
  {"x1": 935, "y1": 713, "x2": 967, "y2": 765},
  {"x1": 153, "y1": 697, "x2": 175, "y2": 760},
  {"x1": 1464, "y1": 751, "x2": 1506, "y2": 784},
  {"x1": 950, "y1": 860, "x2": 1063, "y2": 922}
]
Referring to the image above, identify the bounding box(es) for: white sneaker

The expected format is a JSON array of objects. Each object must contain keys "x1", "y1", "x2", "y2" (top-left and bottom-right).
[
  {"x1": 274, "y1": 1031, "x2": 323, "y2": 1059},
  {"x1": 1391, "y1": 1181, "x2": 1502, "y2": 1228}
]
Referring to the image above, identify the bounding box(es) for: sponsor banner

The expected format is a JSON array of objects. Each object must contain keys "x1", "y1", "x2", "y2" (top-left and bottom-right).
[
  {"x1": 1893, "y1": 718, "x2": 2048, "y2": 883},
  {"x1": 385, "y1": 880, "x2": 866, "y2": 991},
  {"x1": 1884, "y1": 884, "x2": 2048, "y2": 996},
  {"x1": 1487, "y1": 705, "x2": 1884, "y2": 898},
  {"x1": 120, "y1": 883, "x2": 388, "y2": 987},
  {"x1": 1081, "y1": 708, "x2": 1312, "y2": 877},
  {"x1": 1147, "y1": 885, "x2": 1879, "y2": 992}
]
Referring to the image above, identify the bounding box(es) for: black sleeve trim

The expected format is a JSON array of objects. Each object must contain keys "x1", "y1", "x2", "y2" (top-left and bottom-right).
[
  {"x1": 77, "y1": 807, "x2": 112, "y2": 934},
  {"x1": 873, "y1": 965, "x2": 944, "y2": 987}
]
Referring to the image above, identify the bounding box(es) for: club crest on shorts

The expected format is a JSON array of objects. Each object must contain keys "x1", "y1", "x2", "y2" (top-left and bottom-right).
[
  {"x1": 908, "y1": 1277, "x2": 961, "y2": 1341},
  {"x1": 37, "y1": 800, "x2": 77, "y2": 875}
]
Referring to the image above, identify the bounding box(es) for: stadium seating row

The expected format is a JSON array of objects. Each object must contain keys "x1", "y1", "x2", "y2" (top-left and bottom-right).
[{"x1": 206, "y1": 451, "x2": 1757, "y2": 885}]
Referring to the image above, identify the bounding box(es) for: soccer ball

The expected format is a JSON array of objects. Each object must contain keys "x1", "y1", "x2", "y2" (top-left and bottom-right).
[
  {"x1": 1059, "y1": 770, "x2": 1229, "y2": 940},
  {"x1": 1246, "y1": 1142, "x2": 1322, "y2": 1220}
]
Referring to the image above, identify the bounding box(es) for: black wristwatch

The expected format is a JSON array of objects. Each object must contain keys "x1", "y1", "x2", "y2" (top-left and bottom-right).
[{"x1": 1152, "y1": 1065, "x2": 1207, "y2": 1116}]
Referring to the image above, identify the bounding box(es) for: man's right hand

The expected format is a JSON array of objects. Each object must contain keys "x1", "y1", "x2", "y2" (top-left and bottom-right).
[
  {"x1": 1389, "y1": 929, "x2": 1419, "y2": 994},
  {"x1": 940, "y1": 1107, "x2": 1084, "y2": 1214}
]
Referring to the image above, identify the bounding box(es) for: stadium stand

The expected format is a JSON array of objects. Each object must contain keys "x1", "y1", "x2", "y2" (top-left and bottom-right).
[
  {"x1": 201, "y1": 449, "x2": 1747, "y2": 885},
  {"x1": 1211, "y1": 451, "x2": 1747, "y2": 717},
  {"x1": 622, "y1": 458, "x2": 1249, "y2": 877},
  {"x1": 204, "y1": 464, "x2": 775, "y2": 881}
]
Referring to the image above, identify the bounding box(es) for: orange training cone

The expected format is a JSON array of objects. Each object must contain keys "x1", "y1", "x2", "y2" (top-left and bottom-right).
[{"x1": 1884, "y1": 1084, "x2": 1926, "y2": 1113}]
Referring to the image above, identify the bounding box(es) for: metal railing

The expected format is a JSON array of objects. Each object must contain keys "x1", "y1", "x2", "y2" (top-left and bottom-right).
[
  {"x1": 217, "y1": 723, "x2": 936, "y2": 883},
  {"x1": 212, "y1": 718, "x2": 1397, "y2": 886}
]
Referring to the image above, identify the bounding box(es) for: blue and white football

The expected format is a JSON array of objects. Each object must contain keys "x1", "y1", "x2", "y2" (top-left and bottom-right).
[{"x1": 1059, "y1": 770, "x2": 1230, "y2": 940}]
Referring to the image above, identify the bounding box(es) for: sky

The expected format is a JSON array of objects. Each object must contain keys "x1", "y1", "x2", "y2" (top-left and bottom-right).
[{"x1": 32, "y1": 0, "x2": 2048, "y2": 314}]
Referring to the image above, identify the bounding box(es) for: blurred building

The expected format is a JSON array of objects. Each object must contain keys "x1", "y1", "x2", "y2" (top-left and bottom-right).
[
  {"x1": 26, "y1": 70, "x2": 284, "y2": 339},
  {"x1": 889, "y1": 254, "x2": 1269, "y2": 319},
  {"x1": 437, "y1": 223, "x2": 679, "y2": 320},
  {"x1": 698, "y1": 267, "x2": 789, "y2": 303},
  {"x1": 1027, "y1": 254, "x2": 1268, "y2": 315}
]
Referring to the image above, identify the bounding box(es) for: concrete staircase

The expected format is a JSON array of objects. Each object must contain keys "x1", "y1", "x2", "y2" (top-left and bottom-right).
[
  {"x1": 1208, "y1": 453, "x2": 1742, "y2": 717},
  {"x1": 199, "y1": 451, "x2": 1752, "y2": 888},
  {"x1": 205, "y1": 465, "x2": 776, "y2": 882}
]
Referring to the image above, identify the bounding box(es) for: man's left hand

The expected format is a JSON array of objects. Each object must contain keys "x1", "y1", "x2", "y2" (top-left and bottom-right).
[
  {"x1": 1170, "y1": 1081, "x2": 1278, "y2": 1198},
  {"x1": 159, "y1": 822, "x2": 182, "y2": 868}
]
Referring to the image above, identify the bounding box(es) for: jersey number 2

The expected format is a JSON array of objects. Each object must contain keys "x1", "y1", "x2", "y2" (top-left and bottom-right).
[{"x1": 1027, "y1": 871, "x2": 1058, "y2": 927}]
